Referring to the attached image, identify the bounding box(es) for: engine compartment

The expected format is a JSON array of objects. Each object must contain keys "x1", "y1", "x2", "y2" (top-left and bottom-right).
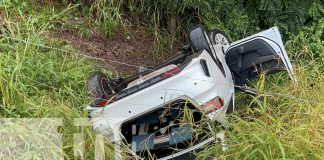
[{"x1": 120, "y1": 100, "x2": 207, "y2": 159}]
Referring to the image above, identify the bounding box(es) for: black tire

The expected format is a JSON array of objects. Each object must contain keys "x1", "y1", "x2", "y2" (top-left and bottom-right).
[
  {"x1": 208, "y1": 29, "x2": 230, "y2": 46},
  {"x1": 87, "y1": 72, "x2": 112, "y2": 104},
  {"x1": 189, "y1": 25, "x2": 213, "y2": 54}
]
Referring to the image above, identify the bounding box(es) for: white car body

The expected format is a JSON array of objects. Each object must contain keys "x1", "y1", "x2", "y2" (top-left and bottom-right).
[{"x1": 86, "y1": 26, "x2": 294, "y2": 159}]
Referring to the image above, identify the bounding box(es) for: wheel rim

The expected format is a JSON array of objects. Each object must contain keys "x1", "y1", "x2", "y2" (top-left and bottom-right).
[{"x1": 214, "y1": 33, "x2": 229, "y2": 46}]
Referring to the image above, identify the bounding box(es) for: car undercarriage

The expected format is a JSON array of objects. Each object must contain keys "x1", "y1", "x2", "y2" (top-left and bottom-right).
[{"x1": 86, "y1": 25, "x2": 294, "y2": 159}]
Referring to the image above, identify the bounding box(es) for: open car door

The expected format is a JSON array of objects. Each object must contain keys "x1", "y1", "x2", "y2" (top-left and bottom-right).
[{"x1": 224, "y1": 27, "x2": 295, "y2": 86}]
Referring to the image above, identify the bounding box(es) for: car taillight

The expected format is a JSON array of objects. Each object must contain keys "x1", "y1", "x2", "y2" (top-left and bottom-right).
[
  {"x1": 201, "y1": 97, "x2": 224, "y2": 113},
  {"x1": 98, "y1": 99, "x2": 110, "y2": 106},
  {"x1": 96, "y1": 96, "x2": 116, "y2": 107},
  {"x1": 162, "y1": 67, "x2": 181, "y2": 78}
]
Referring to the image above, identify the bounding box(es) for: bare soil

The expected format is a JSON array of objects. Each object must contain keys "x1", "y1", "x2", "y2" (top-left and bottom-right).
[{"x1": 51, "y1": 21, "x2": 155, "y2": 75}]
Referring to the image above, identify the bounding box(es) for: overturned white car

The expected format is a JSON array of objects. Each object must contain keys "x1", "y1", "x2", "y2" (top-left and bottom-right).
[{"x1": 86, "y1": 25, "x2": 294, "y2": 159}]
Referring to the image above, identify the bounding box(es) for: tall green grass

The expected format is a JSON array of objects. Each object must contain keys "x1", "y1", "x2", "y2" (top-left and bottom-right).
[
  {"x1": 0, "y1": 4, "x2": 120, "y2": 159},
  {"x1": 0, "y1": 1, "x2": 323, "y2": 159},
  {"x1": 89, "y1": 0, "x2": 124, "y2": 37},
  {"x1": 197, "y1": 67, "x2": 324, "y2": 159}
]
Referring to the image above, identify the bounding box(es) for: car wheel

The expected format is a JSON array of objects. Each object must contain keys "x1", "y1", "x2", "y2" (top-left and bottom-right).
[
  {"x1": 87, "y1": 72, "x2": 113, "y2": 104},
  {"x1": 209, "y1": 29, "x2": 230, "y2": 47},
  {"x1": 189, "y1": 26, "x2": 213, "y2": 54}
]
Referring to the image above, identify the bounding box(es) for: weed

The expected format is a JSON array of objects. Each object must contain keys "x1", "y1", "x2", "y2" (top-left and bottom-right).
[
  {"x1": 0, "y1": 4, "x2": 119, "y2": 159},
  {"x1": 90, "y1": 0, "x2": 124, "y2": 37},
  {"x1": 0, "y1": 0, "x2": 323, "y2": 159}
]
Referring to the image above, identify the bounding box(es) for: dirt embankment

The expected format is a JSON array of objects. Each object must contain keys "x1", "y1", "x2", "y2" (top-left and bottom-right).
[{"x1": 52, "y1": 20, "x2": 155, "y2": 75}]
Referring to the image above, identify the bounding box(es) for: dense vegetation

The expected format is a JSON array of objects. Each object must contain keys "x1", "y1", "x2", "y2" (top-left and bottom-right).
[{"x1": 0, "y1": 0, "x2": 323, "y2": 159}]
